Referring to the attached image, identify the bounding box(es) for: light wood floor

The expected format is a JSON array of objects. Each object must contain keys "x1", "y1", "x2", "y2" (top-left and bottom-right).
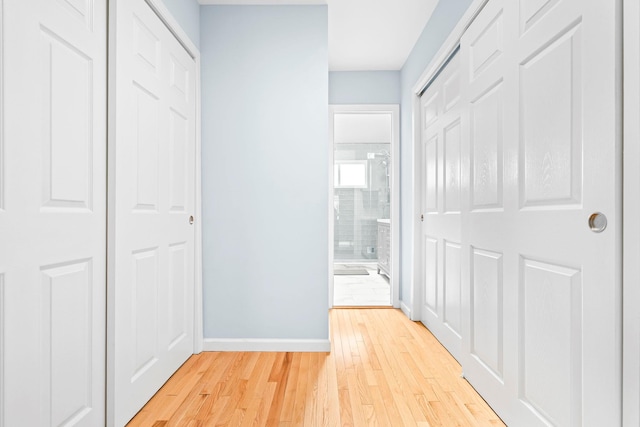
[{"x1": 128, "y1": 309, "x2": 504, "y2": 426}]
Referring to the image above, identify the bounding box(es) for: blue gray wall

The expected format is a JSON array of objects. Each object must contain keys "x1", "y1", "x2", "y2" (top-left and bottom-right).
[
  {"x1": 162, "y1": 0, "x2": 472, "y2": 335},
  {"x1": 329, "y1": 71, "x2": 401, "y2": 104},
  {"x1": 398, "y1": 0, "x2": 472, "y2": 306},
  {"x1": 200, "y1": 6, "x2": 329, "y2": 341},
  {"x1": 160, "y1": 0, "x2": 200, "y2": 48}
]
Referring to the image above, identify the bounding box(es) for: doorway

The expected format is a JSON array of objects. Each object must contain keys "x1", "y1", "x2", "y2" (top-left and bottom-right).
[{"x1": 329, "y1": 105, "x2": 399, "y2": 308}]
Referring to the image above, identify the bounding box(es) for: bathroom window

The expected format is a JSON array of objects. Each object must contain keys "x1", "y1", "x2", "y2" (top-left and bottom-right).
[{"x1": 334, "y1": 161, "x2": 367, "y2": 188}]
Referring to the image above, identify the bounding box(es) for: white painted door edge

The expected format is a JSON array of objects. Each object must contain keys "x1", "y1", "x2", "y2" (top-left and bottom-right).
[
  {"x1": 623, "y1": 0, "x2": 639, "y2": 424},
  {"x1": 328, "y1": 104, "x2": 400, "y2": 309},
  {"x1": 410, "y1": 0, "x2": 488, "y2": 321}
]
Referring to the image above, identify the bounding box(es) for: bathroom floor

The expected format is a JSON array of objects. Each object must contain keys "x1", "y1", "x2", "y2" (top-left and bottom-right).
[{"x1": 333, "y1": 263, "x2": 391, "y2": 306}]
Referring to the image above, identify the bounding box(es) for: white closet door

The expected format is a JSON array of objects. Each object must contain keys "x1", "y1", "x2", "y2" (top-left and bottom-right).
[
  {"x1": 419, "y1": 52, "x2": 464, "y2": 361},
  {"x1": 109, "y1": 0, "x2": 197, "y2": 425},
  {"x1": 1, "y1": 0, "x2": 107, "y2": 425},
  {"x1": 460, "y1": 0, "x2": 621, "y2": 425}
]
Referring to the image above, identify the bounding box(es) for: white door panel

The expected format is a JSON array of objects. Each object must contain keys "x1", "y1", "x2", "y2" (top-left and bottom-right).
[
  {"x1": 459, "y1": 0, "x2": 620, "y2": 425},
  {"x1": 109, "y1": 0, "x2": 196, "y2": 425},
  {"x1": 1, "y1": 0, "x2": 107, "y2": 425},
  {"x1": 420, "y1": 52, "x2": 463, "y2": 361}
]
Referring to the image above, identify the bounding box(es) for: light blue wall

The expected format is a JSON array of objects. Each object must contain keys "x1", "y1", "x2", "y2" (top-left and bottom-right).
[
  {"x1": 399, "y1": 0, "x2": 472, "y2": 305},
  {"x1": 160, "y1": 0, "x2": 200, "y2": 48},
  {"x1": 329, "y1": 71, "x2": 401, "y2": 104},
  {"x1": 200, "y1": 6, "x2": 329, "y2": 340}
]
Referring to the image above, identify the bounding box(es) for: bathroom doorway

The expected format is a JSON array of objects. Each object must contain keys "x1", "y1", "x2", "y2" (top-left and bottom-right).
[{"x1": 328, "y1": 105, "x2": 399, "y2": 307}]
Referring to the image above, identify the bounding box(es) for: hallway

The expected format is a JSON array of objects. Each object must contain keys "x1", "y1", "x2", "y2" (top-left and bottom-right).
[{"x1": 128, "y1": 309, "x2": 504, "y2": 426}]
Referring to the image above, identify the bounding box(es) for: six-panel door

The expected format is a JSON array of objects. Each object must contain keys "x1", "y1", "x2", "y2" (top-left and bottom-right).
[
  {"x1": 420, "y1": 52, "x2": 464, "y2": 362},
  {"x1": 458, "y1": 0, "x2": 621, "y2": 425},
  {"x1": 109, "y1": 0, "x2": 197, "y2": 425},
  {"x1": 1, "y1": 0, "x2": 107, "y2": 425}
]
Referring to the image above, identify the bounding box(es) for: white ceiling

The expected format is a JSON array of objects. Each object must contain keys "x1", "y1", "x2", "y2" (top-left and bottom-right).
[{"x1": 197, "y1": 0, "x2": 440, "y2": 71}]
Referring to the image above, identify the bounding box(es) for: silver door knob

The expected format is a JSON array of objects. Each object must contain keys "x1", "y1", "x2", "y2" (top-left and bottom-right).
[
  {"x1": 588, "y1": 212, "x2": 607, "y2": 233},
  {"x1": 189, "y1": 215, "x2": 194, "y2": 225}
]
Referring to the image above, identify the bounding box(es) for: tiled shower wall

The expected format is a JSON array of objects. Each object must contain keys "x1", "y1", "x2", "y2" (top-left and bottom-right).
[{"x1": 334, "y1": 143, "x2": 391, "y2": 261}]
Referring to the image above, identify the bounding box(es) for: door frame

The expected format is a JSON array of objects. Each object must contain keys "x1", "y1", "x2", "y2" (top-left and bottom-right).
[
  {"x1": 328, "y1": 104, "x2": 400, "y2": 308},
  {"x1": 409, "y1": 0, "x2": 487, "y2": 320},
  {"x1": 106, "y1": 0, "x2": 202, "y2": 424},
  {"x1": 624, "y1": 0, "x2": 639, "y2": 423}
]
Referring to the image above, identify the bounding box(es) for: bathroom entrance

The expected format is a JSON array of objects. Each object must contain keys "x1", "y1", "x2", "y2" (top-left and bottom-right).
[{"x1": 329, "y1": 105, "x2": 399, "y2": 307}]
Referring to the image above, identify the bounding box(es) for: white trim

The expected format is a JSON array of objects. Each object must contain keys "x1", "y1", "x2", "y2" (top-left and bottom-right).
[
  {"x1": 390, "y1": 105, "x2": 400, "y2": 309},
  {"x1": 106, "y1": 3, "x2": 119, "y2": 425},
  {"x1": 623, "y1": 0, "x2": 639, "y2": 423},
  {"x1": 203, "y1": 338, "x2": 331, "y2": 352},
  {"x1": 328, "y1": 104, "x2": 400, "y2": 309},
  {"x1": 411, "y1": 0, "x2": 488, "y2": 95},
  {"x1": 328, "y1": 108, "x2": 335, "y2": 308},
  {"x1": 0, "y1": 274, "x2": 4, "y2": 427},
  {"x1": 0, "y1": 2, "x2": 4, "y2": 423},
  {"x1": 144, "y1": 0, "x2": 199, "y2": 59},
  {"x1": 410, "y1": 0, "x2": 487, "y2": 319},
  {"x1": 0, "y1": 0, "x2": 3, "y2": 212},
  {"x1": 193, "y1": 56, "x2": 203, "y2": 354},
  {"x1": 400, "y1": 301, "x2": 413, "y2": 320},
  {"x1": 199, "y1": 0, "x2": 326, "y2": 4}
]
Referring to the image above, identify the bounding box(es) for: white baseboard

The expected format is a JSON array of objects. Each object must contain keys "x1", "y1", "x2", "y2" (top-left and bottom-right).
[
  {"x1": 400, "y1": 301, "x2": 413, "y2": 320},
  {"x1": 203, "y1": 338, "x2": 331, "y2": 352}
]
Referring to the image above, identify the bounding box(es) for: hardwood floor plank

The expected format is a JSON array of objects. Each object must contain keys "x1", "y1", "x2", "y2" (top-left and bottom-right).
[
  {"x1": 346, "y1": 371, "x2": 368, "y2": 426},
  {"x1": 278, "y1": 352, "x2": 301, "y2": 423},
  {"x1": 338, "y1": 388, "x2": 354, "y2": 427},
  {"x1": 325, "y1": 352, "x2": 342, "y2": 427},
  {"x1": 369, "y1": 385, "x2": 392, "y2": 427},
  {"x1": 200, "y1": 352, "x2": 237, "y2": 391},
  {"x1": 127, "y1": 309, "x2": 505, "y2": 427},
  {"x1": 303, "y1": 353, "x2": 320, "y2": 427},
  {"x1": 266, "y1": 352, "x2": 292, "y2": 426},
  {"x1": 254, "y1": 382, "x2": 278, "y2": 427},
  {"x1": 239, "y1": 352, "x2": 277, "y2": 409},
  {"x1": 291, "y1": 353, "x2": 310, "y2": 425}
]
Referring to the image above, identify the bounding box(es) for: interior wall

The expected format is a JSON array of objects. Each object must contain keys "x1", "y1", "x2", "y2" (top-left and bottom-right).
[
  {"x1": 159, "y1": 0, "x2": 200, "y2": 48},
  {"x1": 200, "y1": 5, "x2": 329, "y2": 342},
  {"x1": 398, "y1": 0, "x2": 472, "y2": 308},
  {"x1": 329, "y1": 71, "x2": 401, "y2": 104}
]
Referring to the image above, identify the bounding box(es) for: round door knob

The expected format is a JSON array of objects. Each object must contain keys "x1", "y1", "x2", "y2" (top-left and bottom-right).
[
  {"x1": 189, "y1": 215, "x2": 194, "y2": 225},
  {"x1": 588, "y1": 212, "x2": 607, "y2": 233}
]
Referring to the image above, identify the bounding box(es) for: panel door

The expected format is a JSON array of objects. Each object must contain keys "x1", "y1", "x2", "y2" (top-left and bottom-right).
[
  {"x1": 0, "y1": 0, "x2": 107, "y2": 425},
  {"x1": 459, "y1": 0, "x2": 621, "y2": 425},
  {"x1": 109, "y1": 0, "x2": 197, "y2": 425},
  {"x1": 420, "y1": 52, "x2": 464, "y2": 361}
]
